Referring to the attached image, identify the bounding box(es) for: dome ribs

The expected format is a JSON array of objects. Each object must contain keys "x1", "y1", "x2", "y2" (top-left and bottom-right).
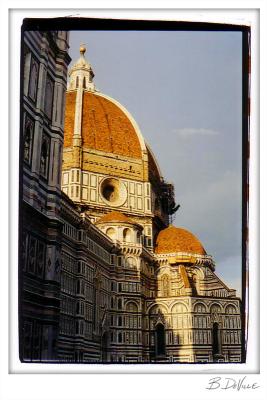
[
  {"x1": 79, "y1": 92, "x2": 142, "y2": 158},
  {"x1": 155, "y1": 226, "x2": 206, "y2": 255},
  {"x1": 64, "y1": 91, "x2": 77, "y2": 147},
  {"x1": 64, "y1": 90, "x2": 143, "y2": 159}
]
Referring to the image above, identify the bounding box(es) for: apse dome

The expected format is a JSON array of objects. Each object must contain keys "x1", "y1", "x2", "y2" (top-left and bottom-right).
[
  {"x1": 155, "y1": 225, "x2": 206, "y2": 255},
  {"x1": 96, "y1": 211, "x2": 140, "y2": 226}
]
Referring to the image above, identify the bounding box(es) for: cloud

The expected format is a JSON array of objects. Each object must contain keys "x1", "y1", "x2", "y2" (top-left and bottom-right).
[{"x1": 173, "y1": 127, "x2": 220, "y2": 136}]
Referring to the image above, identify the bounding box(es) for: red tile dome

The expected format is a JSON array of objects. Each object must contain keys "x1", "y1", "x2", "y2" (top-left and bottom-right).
[
  {"x1": 64, "y1": 91, "x2": 142, "y2": 159},
  {"x1": 96, "y1": 211, "x2": 138, "y2": 225},
  {"x1": 155, "y1": 225, "x2": 206, "y2": 255}
]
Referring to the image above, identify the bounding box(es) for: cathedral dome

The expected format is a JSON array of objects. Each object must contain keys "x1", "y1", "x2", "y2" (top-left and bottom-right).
[
  {"x1": 155, "y1": 225, "x2": 206, "y2": 255},
  {"x1": 96, "y1": 211, "x2": 141, "y2": 227},
  {"x1": 64, "y1": 90, "x2": 143, "y2": 159}
]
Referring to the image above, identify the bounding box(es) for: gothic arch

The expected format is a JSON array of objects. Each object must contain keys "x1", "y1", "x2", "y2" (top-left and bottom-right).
[{"x1": 148, "y1": 303, "x2": 169, "y2": 315}]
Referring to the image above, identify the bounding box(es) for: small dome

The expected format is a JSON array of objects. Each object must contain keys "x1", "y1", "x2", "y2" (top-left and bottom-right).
[
  {"x1": 96, "y1": 211, "x2": 140, "y2": 227},
  {"x1": 155, "y1": 225, "x2": 206, "y2": 255}
]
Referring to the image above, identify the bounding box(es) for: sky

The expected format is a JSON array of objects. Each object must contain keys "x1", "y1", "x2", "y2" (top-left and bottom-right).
[{"x1": 68, "y1": 30, "x2": 243, "y2": 296}]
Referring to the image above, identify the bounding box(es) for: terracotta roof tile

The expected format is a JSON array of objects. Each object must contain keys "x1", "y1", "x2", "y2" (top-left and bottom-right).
[
  {"x1": 64, "y1": 91, "x2": 142, "y2": 159},
  {"x1": 96, "y1": 211, "x2": 136, "y2": 225},
  {"x1": 155, "y1": 225, "x2": 206, "y2": 255}
]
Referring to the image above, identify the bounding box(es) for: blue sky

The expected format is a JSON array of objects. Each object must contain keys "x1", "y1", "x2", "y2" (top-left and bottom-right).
[{"x1": 68, "y1": 30, "x2": 243, "y2": 296}]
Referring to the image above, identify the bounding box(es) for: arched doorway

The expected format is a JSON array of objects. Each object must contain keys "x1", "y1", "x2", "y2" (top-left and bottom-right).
[
  {"x1": 212, "y1": 322, "x2": 220, "y2": 358},
  {"x1": 155, "y1": 323, "x2": 165, "y2": 357},
  {"x1": 101, "y1": 331, "x2": 108, "y2": 362}
]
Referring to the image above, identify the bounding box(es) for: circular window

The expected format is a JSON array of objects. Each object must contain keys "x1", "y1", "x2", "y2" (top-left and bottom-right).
[{"x1": 100, "y1": 178, "x2": 127, "y2": 207}]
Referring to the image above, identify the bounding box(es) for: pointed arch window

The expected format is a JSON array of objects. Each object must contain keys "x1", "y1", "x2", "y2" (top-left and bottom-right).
[
  {"x1": 44, "y1": 75, "x2": 54, "y2": 120},
  {"x1": 83, "y1": 77, "x2": 86, "y2": 88},
  {"x1": 23, "y1": 46, "x2": 31, "y2": 96},
  {"x1": 28, "y1": 57, "x2": 39, "y2": 102},
  {"x1": 23, "y1": 115, "x2": 34, "y2": 165},
  {"x1": 40, "y1": 136, "x2": 50, "y2": 178}
]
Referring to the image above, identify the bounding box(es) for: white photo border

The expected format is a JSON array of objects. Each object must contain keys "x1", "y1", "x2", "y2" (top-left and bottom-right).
[{"x1": 2, "y1": 2, "x2": 265, "y2": 400}]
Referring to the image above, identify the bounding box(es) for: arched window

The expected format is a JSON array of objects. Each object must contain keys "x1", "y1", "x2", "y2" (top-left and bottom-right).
[
  {"x1": 126, "y1": 302, "x2": 138, "y2": 312},
  {"x1": 155, "y1": 323, "x2": 165, "y2": 356},
  {"x1": 118, "y1": 332, "x2": 122, "y2": 343},
  {"x1": 40, "y1": 138, "x2": 48, "y2": 177},
  {"x1": 212, "y1": 322, "x2": 220, "y2": 355},
  {"x1": 123, "y1": 228, "x2": 131, "y2": 242},
  {"x1": 118, "y1": 298, "x2": 122, "y2": 310},
  {"x1": 210, "y1": 304, "x2": 222, "y2": 314},
  {"x1": 76, "y1": 76, "x2": 79, "y2": 88},
  {"x1": 126, "y1": 257, "x2": 136, "y2": 269},
  {"x1": 171, "y1": 302, "x2": 187, "y2": 314},
  {"x1": 106, "y1": 227, "x2": 116, "y2": 241},
  {"x1": 28, "y1": 59, "x2": 38, "y2": 101},
  {"x1": 225, "y1": 304, "x2": 237, "y2": 314},
  {"x1": 194, "y1": 303, "x2": 206, "y2": 313},
  {"x1": 24, "y1": 121, "x2": 33, "y2": 163},
  {"x1": 83, "y1": 77, "x2": 86, "y2": 88},
  {"x1": 44, "y1": 77, "x2": 54, "y2": 120},
  {"x1": 23, "y1": 49, "x2": 31, "y2": 96}
]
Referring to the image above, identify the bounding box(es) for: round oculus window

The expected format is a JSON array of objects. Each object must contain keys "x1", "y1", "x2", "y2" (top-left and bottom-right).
[{"x1": 100, "y1": 178, "x2": 127, "y2": 207}]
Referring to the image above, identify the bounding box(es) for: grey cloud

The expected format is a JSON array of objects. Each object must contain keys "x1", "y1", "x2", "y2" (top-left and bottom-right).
[{"x1": 173, "y1": 128, "x2": 220, "y2": 136}]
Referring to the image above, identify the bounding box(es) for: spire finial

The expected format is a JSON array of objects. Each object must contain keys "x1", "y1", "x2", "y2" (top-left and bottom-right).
[{"x1": 80, "y1": 44, "x2": 86, "y2": 55}]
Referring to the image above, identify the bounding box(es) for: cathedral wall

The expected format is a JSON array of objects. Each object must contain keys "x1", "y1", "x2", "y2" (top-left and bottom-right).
[
  {"x1": 144, "y1": 296, "x2": 242, "y2": 363},
  {"x1": 61, "y1": 168, "x2": 152, "y2": 216},
  {"x1": 20, "y1": 30, "x2": 71, "y2": 362},
  {"x1": 20, "y1": 37, "x2": 243, "y2": 365}
]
